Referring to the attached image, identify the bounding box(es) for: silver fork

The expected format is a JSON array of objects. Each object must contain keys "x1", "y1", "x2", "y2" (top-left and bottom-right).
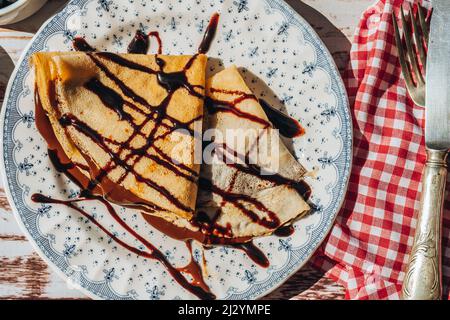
[
  {"x1": 392, "y1": 3, "x2": 429, "y2": 107},
  {"x1": 392, "y1": 5, "x2": 446, "y2": 300}
]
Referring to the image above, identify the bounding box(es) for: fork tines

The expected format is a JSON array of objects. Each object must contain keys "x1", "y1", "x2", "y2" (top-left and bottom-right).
[{"x1": 392, "y1": 4, "x2": 430, "y2": 107}]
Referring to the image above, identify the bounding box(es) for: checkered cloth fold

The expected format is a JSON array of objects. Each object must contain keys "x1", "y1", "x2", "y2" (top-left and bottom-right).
[{"x1": 311, "y1": 0, "x2": 450, "y2": 300}]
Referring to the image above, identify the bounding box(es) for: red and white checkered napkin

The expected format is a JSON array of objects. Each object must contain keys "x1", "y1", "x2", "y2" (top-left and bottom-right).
[{"x1": 311, "y1": 0, "x2": 450, "y2": 300}]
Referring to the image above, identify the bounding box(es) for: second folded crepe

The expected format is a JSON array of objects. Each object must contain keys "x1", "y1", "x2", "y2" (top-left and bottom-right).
[{"x1": 149, "y1": 66, "x2": 311, "y2": 243}]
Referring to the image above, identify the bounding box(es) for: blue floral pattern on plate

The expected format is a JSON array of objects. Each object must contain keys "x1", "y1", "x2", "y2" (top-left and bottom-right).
[{"x1": 0, "y1": 0, "x2": 352, "y2": 300}]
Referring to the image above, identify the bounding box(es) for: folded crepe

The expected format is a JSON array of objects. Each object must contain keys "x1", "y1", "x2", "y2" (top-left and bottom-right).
[
  {"x1": 31, "y1": 51, "x2": 207, "y2": 221},
  {"x1": 156, "y1": 66, "x2": 311, "y2": 242},
  {"x1": 196, "y1": 66, "x2": 310, "y2": 239}
]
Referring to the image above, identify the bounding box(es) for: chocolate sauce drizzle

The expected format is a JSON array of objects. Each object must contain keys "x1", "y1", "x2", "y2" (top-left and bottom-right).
[
  {"x1": 127, "y1": 30, "x2": 149, "y2": 54},
  {"x1": 198, "y1": 13, "x2": 220, "y2": 54},
  {"x1": 140, "y1": 212, "x2": 268, "y2": 267},
  {"x1": 195, "y1": 139, "x2": 310, "y2": 239},
  {"x1": 149, "y1": 31, "x2": 163, "y2": 55},
  {"x1": 31, "y1": 193, "x2": 214, "y2": 299},
  {"x1": 128, "y1": 30, "x2": 163, "y2": 54},
  {"x1": 156, "y1": 56, "x2": 204, "y2": 98},
  {"x1": 205, "y1": 95, "x2": 270, "y2": 128},
  {"x1": 199, "y1": 178, "x2": 280, "y2": 229},
  {"x1": 259, "y1": 99, "x2": 305, "y2": 138},
  {"x1": 274, "y1": 225, "x2": 295, "y2": 237},
  {"x1": 84, "y1": 78, "x2": 127, "y2": 120},
  {"x1": 32, "y1": 12, "x2": 310, "y2": 298},
  {"x1": 72, "y1": 37, "x2": 96, "y2": 52},
  {"x1": 235, "y1": 242, "x2": 270, "y2": 268},
  {"x1": 213, "y1": 141, "x2": 311, "y2": 201},
  {"x1": 206, "y1": 88, "x2": 305, "y2": 139}
]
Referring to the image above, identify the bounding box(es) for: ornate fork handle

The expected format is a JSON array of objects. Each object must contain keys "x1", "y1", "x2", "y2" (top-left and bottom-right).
[{"x1": 402, "y1": 149, "x2": 448, "y2": 300}]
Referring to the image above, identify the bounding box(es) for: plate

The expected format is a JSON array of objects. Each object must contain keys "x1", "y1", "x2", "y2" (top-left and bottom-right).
[{"x1": 0, "y1": 0, "x2": 352, "y2": 300}]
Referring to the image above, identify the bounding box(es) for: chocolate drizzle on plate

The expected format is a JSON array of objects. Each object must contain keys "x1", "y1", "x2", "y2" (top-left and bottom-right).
[
  {"x1": 259, "y1": 99, "x2": 305, "y2": 138},
  {"x1": 140, "y1": 213, "x2": 269, "y2": 268},
  {"x1": 127, "y1": 30, "x2": 149, "y2": 54},
  {"x1": 141, "y1": 212, "x2": 251, "y2": 245},
  {"x1": 72, "y1": 37, "x2": 96, "y2": 52},
  {"x1": 198, "y1": 12, "x2": 220, "y2": 54},
  {"x1": 149, "y1": 31, "x2": 163, "y2": 54},
  {"x1": 127, "y1": 30, "x2": 163, "y2": 55},
  {"x1": 235, "y1": 242, "x2": 270, "y2": 268},
  {"x1": 274, "y1": 225, "x2": 295, "y2": 237},
  {"x1": 32, "y1": 12, "x2": 310, "y2": 299},
  {"x1": 31, "y1": 192, "x2": 214, "y2": 300}
]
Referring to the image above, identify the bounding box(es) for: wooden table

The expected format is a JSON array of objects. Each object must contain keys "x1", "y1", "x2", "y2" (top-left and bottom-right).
[{"x1": 0, "y1": 0, "x2": 373, "y2": 300}]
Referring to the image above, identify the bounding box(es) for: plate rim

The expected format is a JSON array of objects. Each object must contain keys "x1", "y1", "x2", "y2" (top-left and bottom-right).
[{"x1": 0, "y1": 0, "x2": 353, "y2": 300}]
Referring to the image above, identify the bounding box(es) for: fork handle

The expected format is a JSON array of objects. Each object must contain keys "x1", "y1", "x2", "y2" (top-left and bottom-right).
[{"x1": 402, "y1": 148, "x2": 448, "y2": 300}]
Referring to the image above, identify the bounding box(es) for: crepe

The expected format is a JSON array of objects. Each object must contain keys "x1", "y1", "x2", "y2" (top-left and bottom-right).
[
  {"x1": 160, "y1": 66, "x2": 311, "y2": 242},
  {"x1": 196, "y1": 66, "x2": 310, "y2": 239},
  {"x1": 31, "y1": 51, "x2": 207, "y2": 220}
]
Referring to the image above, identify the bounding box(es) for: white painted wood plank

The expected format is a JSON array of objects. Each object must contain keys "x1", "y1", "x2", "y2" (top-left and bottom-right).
[{"x1": 303, "y1": 0, "x2": 375, "y2": 39}]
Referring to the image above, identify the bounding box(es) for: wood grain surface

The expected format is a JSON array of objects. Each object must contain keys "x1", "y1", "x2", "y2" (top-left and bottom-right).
[{"x1": 0, "y1": 0, "x2": 374, "y2": 300}]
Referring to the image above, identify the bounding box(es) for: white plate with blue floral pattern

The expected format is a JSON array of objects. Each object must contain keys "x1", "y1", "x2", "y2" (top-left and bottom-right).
[{"x1": 0, "y1": 0, "x2": 352, "y2": 300}]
